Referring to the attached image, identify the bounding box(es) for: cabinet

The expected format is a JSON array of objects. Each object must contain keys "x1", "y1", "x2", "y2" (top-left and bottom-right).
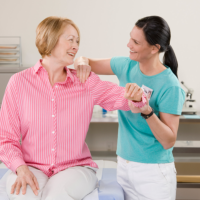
[{"x1": 0, "y1": 36, "x2": 22, "y2": 68}]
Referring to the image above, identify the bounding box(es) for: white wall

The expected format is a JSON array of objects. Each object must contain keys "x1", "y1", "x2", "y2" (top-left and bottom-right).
[{"x1": 0, "y1": 0, "x2": 200, "y2": 111}]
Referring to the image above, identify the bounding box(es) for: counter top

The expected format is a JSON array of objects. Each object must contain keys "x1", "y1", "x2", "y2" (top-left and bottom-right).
[{"x1": 91, "y1": 112, "x2": 200, "y2": 123}]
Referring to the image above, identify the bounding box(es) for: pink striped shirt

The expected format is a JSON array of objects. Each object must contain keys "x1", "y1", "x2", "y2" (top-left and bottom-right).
[{"x1": 0, "y1": 60, "x2": 145, "y2": 177}]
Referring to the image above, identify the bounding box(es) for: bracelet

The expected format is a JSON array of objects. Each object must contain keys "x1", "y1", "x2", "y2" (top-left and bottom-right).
[{"x1": 141, "y1": 108, "x2": 154, "y2": 119}]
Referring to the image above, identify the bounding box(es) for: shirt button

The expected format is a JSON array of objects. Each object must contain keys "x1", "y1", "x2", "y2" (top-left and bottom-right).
[
  {"x1": 52, "y1": 115, "x2": 55, "y2": 117},
  {"x1": 51, "y1": 164, "x2": 54, "y2": 166},
  {"x1": 52, "y1": 131, "x2": 55, "y2": 134},
  {"x1": 52, "y1": 99, "x2": 54, "y2": 101},
  {"x1": 52, "y1": 149, "x2": 55, "y2": 151},
  {"x1": 55, "y1": 86, "x2": 58, "y2": 88}
]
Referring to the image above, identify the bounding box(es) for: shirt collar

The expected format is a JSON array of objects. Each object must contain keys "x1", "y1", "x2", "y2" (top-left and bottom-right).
[
  {"x1": 33, "y1": 60, "x2": 75, "y2": 83},
  {"x1": 65, "y1": 67, "x2": 75, "y2": 83},
  {"x1": 33, "y1": 59, "x2": 43, "y2": 73}
]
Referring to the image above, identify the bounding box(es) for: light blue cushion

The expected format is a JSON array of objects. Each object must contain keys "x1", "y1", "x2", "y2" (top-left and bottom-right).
[
  {"x1": 98, "y1": 168, "x2": 124, "y2": 200},
  {"x1": 0, "y1": 169, "x2": 9, "y2": 179}
]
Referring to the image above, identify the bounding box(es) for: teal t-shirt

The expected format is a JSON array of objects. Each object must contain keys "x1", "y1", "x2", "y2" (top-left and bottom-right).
[{"x1": 110, "y1": 57, "x2": 185, "y2": 163}]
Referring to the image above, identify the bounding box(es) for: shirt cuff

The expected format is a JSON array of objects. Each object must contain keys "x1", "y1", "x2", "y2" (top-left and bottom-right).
[
  {"x1": 131, "y1": 93, "x2": 147, "y2": 108},
  {"x1": 10, "y1": 158, "x2": 27, "y2": 174}
]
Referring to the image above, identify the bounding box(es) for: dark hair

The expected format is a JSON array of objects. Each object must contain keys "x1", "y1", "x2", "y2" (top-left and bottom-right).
[{"x1": 135, "y1": 16, "x2": 178, "y2": 77}]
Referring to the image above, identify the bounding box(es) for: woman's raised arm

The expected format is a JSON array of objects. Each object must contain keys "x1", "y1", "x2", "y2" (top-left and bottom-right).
[{"x1": 74, "y1": 56, "x2": 114, "y2": 83}]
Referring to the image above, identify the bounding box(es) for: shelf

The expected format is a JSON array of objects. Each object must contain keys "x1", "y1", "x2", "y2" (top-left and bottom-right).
[
  {"x1": 0, "y1": 37, "x2": 22, "y2": 68},
  {"x1": 91, "y1": 151, "x2": 200, "y2": 163},
  {"x1": 91, "y1": 112, "x2": 200, "y2": 123},
  {"x1": 174, "y1": 141, "x2": 200, "y2": 148},
  {"x1": 174, "y1": 153, "x2": 200, "y2": 163},
  {"x1": 0, "y1": 44, "x2": 19, "y2": 50},
  {"x1": 91, "y1": 151, "x2": 117, "y2": 162},
  {"x1": 91, "y1": 113, "x2": 118, "y2": 123},
  {"x1": 0, "y1": 54, "x2": 20, "y2": 59},
  {"x1": 0, "y1": 60, "x2": 20, "y2": 64},
  {"x1": 0, "y1": 49, "x2": 19, "y2": 52}
]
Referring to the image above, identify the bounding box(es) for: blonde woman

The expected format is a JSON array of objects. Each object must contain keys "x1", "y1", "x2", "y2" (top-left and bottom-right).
[{"x1": 0, "y1": 16, "x2": 143, "y2": 200}]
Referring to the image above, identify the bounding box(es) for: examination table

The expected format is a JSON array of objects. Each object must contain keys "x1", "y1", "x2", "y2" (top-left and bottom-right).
[{"x1": 0, "y1": 160, "x2": 124, "y2": 200}]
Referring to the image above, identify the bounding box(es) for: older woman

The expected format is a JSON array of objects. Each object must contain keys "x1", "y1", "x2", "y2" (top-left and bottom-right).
[{"x1": 0, "y1": 16, "x2": 144, "y2": 200}]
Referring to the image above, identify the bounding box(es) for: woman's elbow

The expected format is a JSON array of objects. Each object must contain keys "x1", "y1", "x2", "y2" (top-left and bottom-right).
[
  {"x1": 163, "y1": 140, "x2": 176, "y2": 150},
  {"x1": 163, "y1": 132, "x2": 177, "y2": 150}
]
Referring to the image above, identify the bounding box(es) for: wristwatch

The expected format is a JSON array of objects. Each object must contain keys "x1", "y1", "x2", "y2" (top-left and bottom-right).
[{"x1": 141, "y1": 108, "x2": 154, "y2": 119}]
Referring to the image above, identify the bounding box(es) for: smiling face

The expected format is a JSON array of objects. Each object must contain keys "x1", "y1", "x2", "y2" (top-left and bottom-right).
[
  {"x1": 51, "y1": 24, "x2": 80, "y2": 66},
  {"x1": 127, "y1": 26, "x2": 155, "y2": 62}
]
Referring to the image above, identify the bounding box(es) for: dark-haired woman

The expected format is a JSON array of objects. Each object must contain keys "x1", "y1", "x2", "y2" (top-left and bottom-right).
[{"x1": 74, "y1": 16, "x2": 185, "y2": 199}]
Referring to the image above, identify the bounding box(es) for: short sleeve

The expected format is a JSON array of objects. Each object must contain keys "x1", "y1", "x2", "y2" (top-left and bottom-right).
[
  {"x1": 110, "y1": 57, "x2": 130, "y2": 79},
  {"x1": 158, "y1": 86, "x2": 185, "y2": 115}
]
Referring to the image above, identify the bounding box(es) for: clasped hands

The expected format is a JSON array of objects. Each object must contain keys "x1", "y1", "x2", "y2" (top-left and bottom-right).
[{"x1": 74, "y1": 57, "x2": 151, "y2": 114}]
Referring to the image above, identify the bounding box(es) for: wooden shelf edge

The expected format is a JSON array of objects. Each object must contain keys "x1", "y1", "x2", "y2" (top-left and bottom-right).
[{"x1": 177, "y1": 175, "x2": 200, "y2": 183}]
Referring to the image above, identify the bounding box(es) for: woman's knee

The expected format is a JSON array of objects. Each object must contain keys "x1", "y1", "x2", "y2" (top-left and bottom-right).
[
  {"x1": 65, "y1": 167, "x2": 97, "y2": 200},
  {"x1": 42, "y1": 167, "x2": 97, "y2": 200}
]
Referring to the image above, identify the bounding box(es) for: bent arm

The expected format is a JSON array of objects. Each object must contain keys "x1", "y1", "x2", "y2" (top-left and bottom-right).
[
  {"x1": 145, "y1": 112, "x2": 179, "y2": 149},
  {"x1": 0, "y1": 76, "x2": 26, "y2": 172},
  {"x1": 88, "y1": 58, "x2": 114, "y2": 75},
  {"x1": 85, "y1": 72, "x2": 142, "y2": 112},
  {"x1": 146, "y1": 86, "x2": 185, "y2": 149},
  {"x1": 74, "y1": 56, "x2": 114, "y2": 75},
  {"x1": 129, "y1": 86, "x2": 184, "y2": 150}
]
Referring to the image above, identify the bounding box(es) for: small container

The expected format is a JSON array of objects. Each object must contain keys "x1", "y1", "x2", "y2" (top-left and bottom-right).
[{"x1": 102, "y1": 108, "x2": 107, "y2": 117}]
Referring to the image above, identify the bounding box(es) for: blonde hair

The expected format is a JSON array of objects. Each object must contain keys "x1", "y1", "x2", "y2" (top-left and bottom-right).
[{"x1": 36, "y1": 16, "x2": 80, "y2": 58}]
